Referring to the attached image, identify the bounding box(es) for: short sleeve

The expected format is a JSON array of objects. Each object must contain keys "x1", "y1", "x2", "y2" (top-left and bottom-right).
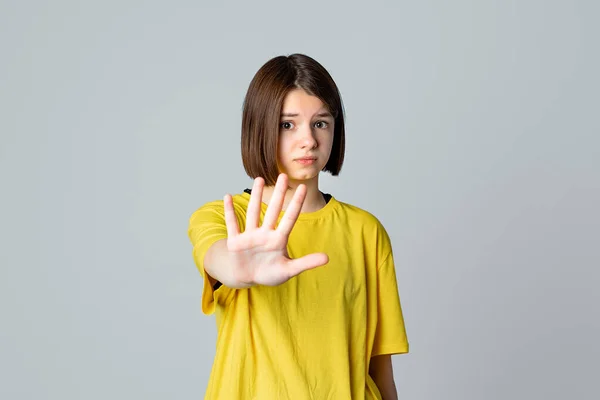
[
  {"x1": 187, "y1": 201, "x2": 228, "y2": 315},
  {"x1": 371, "y1": 249, "x2": 409, "y2": 357}
]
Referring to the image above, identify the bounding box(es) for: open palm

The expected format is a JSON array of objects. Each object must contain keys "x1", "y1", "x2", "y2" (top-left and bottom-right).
[{"x1": 223, "y1": 174, "x2": 328, "y2": 287}]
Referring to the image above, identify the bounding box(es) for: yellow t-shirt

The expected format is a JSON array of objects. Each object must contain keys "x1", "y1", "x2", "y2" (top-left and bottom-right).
[{"x1": 188, "y1": 192, "x2": 409, "y2": 399}]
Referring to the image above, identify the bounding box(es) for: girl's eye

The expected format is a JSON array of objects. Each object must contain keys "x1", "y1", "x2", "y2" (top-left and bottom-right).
[
  {"x1": 280, "y1": 121, "x2": 294, "y2": 130},
  {"x1": 314, "y1": 121, "x2": 329, "y2": 129}
]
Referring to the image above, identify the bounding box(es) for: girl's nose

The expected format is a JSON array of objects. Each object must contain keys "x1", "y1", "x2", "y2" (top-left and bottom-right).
[{"x1": 300, "y1": 125, "x2": 318, "y2": 149}]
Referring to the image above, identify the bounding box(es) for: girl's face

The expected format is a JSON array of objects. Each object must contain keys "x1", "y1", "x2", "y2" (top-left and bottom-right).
[{"x1": 277, "y1": 89, "x2": 335, "y2": 183}]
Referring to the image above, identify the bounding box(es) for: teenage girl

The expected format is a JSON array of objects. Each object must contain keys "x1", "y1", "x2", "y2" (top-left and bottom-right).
[{"x1": 188, "y1": 53, "x2": 409, "y2": 400}]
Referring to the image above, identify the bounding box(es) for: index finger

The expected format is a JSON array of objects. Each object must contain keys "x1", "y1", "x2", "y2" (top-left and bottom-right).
[{"x1": 276, "y1": 184, "x2": 306, "y2": 237}]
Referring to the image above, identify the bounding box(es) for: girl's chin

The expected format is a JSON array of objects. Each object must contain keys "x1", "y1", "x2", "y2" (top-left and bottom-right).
[{"x1": 282, "y1": 171, "x2": 320, "y2": 182}]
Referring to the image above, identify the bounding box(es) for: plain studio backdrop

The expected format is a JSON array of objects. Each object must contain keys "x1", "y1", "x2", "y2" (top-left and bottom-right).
[{"x1": 1, "y1": 1, "x2": 598, "y2": 399}]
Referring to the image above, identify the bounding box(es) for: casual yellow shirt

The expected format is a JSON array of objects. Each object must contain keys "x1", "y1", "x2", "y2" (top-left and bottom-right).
[{"x1": 188, "y1": 192, "x2": 409, "y2": 399}]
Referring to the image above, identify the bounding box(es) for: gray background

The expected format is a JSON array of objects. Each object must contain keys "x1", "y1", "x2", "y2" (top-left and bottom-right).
[{"x1": 1, "y1": 1, "x2": 598, "y2": 399}]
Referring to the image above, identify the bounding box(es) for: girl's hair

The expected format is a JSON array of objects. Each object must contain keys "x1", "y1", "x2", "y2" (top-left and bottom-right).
[{"x1": 241, "y1": 53, "x2": 346, "y2": 186}]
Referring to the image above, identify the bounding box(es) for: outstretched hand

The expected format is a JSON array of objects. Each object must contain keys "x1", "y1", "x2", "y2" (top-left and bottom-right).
[{"x1": 223, "y1": 173, "x2": 329, "y2": 287}]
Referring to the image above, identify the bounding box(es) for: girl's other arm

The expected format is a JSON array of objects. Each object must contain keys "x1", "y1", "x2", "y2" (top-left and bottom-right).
[{"x1": 369, "y1": 354, "x2": 398, "y2": 400}]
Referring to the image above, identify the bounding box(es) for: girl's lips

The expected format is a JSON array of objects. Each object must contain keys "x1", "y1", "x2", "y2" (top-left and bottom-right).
[{"x1": 296, "y1": 158, "x2": 316, "y2": 165}]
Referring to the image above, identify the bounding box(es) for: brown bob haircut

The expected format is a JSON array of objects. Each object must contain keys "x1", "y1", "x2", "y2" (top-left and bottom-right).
[{"x1": 241, "y1": 53, "x2": 346, "y2": 186}]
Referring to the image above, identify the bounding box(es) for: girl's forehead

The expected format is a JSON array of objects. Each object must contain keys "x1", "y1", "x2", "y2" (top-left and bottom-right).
[{"x1": 281, "y1": 89, "x2": 330, "y2": 116}]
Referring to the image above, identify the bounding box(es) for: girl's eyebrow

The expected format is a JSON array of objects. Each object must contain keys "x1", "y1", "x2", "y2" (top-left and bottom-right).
[{"x1": 280, "y1": 112, "x2": 333, "y2": 118}]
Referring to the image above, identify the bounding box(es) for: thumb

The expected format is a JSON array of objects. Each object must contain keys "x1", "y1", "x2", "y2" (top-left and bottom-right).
[{"x1": 285, "y1": 253, "x2": 329, "y2": 278}]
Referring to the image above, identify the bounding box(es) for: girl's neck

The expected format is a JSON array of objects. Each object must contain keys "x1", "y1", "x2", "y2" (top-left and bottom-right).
[{"x1": 261, "y1": 176, "x2": 326, "y2": 213}]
